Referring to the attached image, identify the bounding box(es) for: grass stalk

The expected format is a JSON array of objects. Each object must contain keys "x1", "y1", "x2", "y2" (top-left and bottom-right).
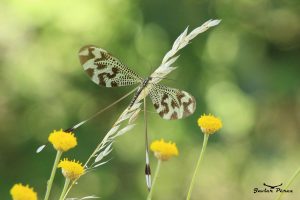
[{"x1": 59, "y1": 178, "x2": 71, "y2": 200}]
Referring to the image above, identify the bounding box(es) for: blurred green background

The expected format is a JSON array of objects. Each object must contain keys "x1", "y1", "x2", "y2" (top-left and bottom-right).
[{"x1": 1, "y1": 0, "x2": 300, "y2": 199}]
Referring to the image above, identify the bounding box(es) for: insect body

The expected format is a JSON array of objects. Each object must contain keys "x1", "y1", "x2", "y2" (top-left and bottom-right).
[{"x1": 78, "y1": 45, "x2": 196, "y2": 190}]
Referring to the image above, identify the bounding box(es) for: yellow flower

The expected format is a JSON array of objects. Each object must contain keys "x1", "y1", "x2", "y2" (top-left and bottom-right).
[
  {"x1": 58, "y1": 158, "x2": 85, "y2": 180},
  {"x1": 150, "y1": 139, "x2": 179, "y2": 161},
  {"x1": 197, "y1": 114, "x2": 222, "y2": 134},
  {"x1": 48, "y1": 129, "x2": 77, "y2": 152},
  {"x1": 10, "y1": 183, "x2": 37, "y2": 200}
]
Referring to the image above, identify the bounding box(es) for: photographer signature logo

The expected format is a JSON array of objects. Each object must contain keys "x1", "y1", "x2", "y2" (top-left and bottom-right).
[{"x1": 253, "y1": 183, "x2": 293, "y2": 194}]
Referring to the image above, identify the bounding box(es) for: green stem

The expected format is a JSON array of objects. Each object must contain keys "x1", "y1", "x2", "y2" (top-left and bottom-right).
[
  {"x1": 62, "y1": 180, "x2": 76, "y2": 200},
  {"x1": 44, "y1": 150, "x2": 63, "y2": 200},
  {"x1": 275, "y1": 166, "x2": 300, "y2": 200},
  {"x1": 59, "y1": 178, "x2": 71, "y2": 200},
  {"x1": 147, "y1": 160, "x2": 162, "y2": 200},
  {"x1": 186, "y1": 133, "x2": 209, "y2": 200}
]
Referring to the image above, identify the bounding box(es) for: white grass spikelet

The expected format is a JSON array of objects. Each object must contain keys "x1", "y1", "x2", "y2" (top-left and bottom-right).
[
  {"x1": 95, "y1": 142, "x2": 113, "y2": 163},
  {"x1": 152, "y1": 19, "x2": 221, "y2": 82},
  {"x1": 92, "y1": 160, "x2": 110, "y2": 169},
  {"x1": 36, "y1": 144, "x2": 46, "y2": 153},
  {"x1": 112, "y1": 124, "x2": 136, "y2": 139},
  {"x1": 105, "y1": 125, "x2": 120, "y2": 138},
  {"x1": 187, "y1": 19, "x2": 221, "y2": 41},
  {"x1": 128, "y1": 108, "x2": 141, "y2": 124}
]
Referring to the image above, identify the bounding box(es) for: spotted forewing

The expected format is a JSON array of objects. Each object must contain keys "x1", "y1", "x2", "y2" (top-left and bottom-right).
[{"x1": 78, "y1": 45, "x2": 142, "y2": 87}]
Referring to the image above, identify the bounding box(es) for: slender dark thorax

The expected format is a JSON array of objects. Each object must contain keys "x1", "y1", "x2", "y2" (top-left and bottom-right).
[{"x1": 129, "y1": 77, "x2": 152, "y2": 108}]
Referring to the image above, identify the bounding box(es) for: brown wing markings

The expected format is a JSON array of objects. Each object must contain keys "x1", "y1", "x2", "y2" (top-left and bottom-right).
[
  {"x1": 98, "y1": 67, "x2": 119, "y2": 87},
  {"x1": 79, "y1": 45, "x2": 95, "y2": 65},
  {"x1": 170, "y1": 112, "x2": 178, "y2": 120},
  {"x1": 111, "y1": 81, "x2": 118, "y2": 87},
  {"x1": 96, "y1": 63, "x2": 106, "y2": 70},
  {"x1": 182, "y1": 97, "x2": 194, "y2": 116},
  {"x1": 85, "y1": 68, "x2": 94, "y2": 78},
  {"x1": 101, "y1": 51, "x2": 110, "y2": 61},
  {"x1": 179, "y1": 92, "x2": 196, "y2": 116},
  {"x1": 158, "y1": 93, "x2": 170, "y2": 117},
  {"x1": 171, "y1": 99, "x2": 179, "y2": 109},
  {"x1": 176, "y1": 93, "x2": 185, "y2": 104}
]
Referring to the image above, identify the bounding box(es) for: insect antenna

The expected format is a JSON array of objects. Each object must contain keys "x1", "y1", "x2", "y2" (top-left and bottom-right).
[{"x1": 64, "y1": 87, "x2": 138, "y2": 132}]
